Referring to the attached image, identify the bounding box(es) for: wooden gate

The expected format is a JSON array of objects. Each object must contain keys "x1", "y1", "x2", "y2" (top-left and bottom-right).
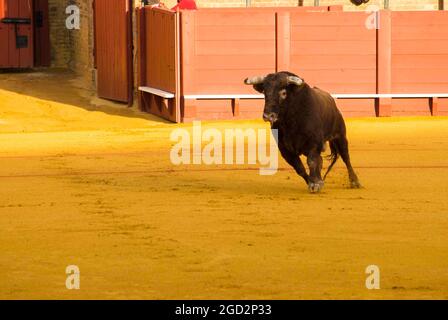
[
  {"x1": 0, "y1": 0, "x2": 34, "y2": 68},
  {"x1": 94, "y1": 0, "x2": 133, "y2": 104}
]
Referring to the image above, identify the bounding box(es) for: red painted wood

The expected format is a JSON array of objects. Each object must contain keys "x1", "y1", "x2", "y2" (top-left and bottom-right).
[
  {"x1": 438, "y1": 98, "x2": 448, "y2": 116},
  {"x1": 33, "y1": 0, "x2": 50, "y2": 67},
  {"x1": 289, "y1": 11, "x2": 376, "y2": 95},
  {"x1": 136, "y1": 7, "x2": 146, "y2": 111},
  {"x1": 335, "y1": 99, "x2": 376, "y2": 118},
  {"x1": 0, "y1": 0, "x2": 33, "y2": 68},
  {"x1": 138, "y1": 7, "x2": 178, "y2": 122},
  {"x1": 146, "y1": 8, "x2": 177, "y2": 93},
  {"x1": 0, "y1": 0, "x2": 4, "y2": 19},
  {"x1": 377, "y1": 10, "x2": 392, "y2": 117},
  {"x1": 391, "y1": 99, "x2": 431, "y2": 117},
  {"x1": 0, "y1": 0, "x2": 7, "y2": 67},
  {"x1": 430, "y1": 97, "x2": 438, "y2": 116},
  {"x1": 391, "y1": 11, "x2": 448, "y2": 95},
  {"x1": 95, "y1": 0, "x2": 132, "y2": 103},
  {"x1": 181, "y1": 10, "x2": 276, "y2": 96},
  {"x1": 138, "y1": 8, "x2": 448, "y2": 122},
  {"x1": 276, "y1": 12, "x2": 290, "y2": 72}
]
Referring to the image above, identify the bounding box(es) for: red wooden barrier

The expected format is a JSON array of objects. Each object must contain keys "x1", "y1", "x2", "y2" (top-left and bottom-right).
[
  {"x1": 138, "y1": 7, "x2": 180, "y2": 122},
  {"x1": 137, "y1": 7, "x2": 448, "y2": 122},
  {"x1": 391, "y1": 11, "x2": 448, "y2": 116},
  {"x1": 95, "y1": 0, "x2": 133, "y2": 104},
  {"x1": 0, "y1": 0, "x2": 34, "y2": 68},
  {"x1": 288, "y1": 10, "x2": 377, "y2": 117}
]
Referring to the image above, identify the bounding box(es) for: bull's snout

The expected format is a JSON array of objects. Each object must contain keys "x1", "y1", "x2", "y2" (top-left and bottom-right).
[{"x1": 263, "y1": 112, "x2": 278, "y2": 123}]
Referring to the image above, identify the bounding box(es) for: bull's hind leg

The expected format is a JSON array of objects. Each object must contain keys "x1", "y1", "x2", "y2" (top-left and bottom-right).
[
  {"x1": 307, "y1": 149, "x2": 324, "y2": 193},
  {"x1": 335, "y1": 136, "x2": 361, "y2": 188}
]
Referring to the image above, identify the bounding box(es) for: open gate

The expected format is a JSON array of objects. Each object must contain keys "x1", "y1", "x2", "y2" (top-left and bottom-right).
[{"x1": 94, "y1": 0, "x2": 133, "y2": 104}]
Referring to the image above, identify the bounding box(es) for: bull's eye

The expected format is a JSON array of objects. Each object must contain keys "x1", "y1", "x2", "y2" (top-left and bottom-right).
[{"x1": 279, "y1": 89, "x2": 287, "y2": 100}]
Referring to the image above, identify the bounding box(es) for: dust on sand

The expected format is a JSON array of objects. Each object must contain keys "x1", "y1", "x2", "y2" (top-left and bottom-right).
[{"x1": 1, "y1": 70, "x2": 448, "y2": 299}]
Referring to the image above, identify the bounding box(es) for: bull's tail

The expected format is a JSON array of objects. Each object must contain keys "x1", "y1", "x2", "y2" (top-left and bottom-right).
[{"x1": 323, "y1": 140, "x2": 339, "y2": 180}]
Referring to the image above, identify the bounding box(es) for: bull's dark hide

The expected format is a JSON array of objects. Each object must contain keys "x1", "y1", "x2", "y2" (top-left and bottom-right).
[{"x1": 244, "y1": 71, "x2": 361, "y2": 193}]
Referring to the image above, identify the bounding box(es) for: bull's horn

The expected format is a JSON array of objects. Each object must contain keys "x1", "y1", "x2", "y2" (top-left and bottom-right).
[
  {"x1": 287, "y1": 76, "x2": 303, "y2": 86},
  {"x1": 244, "y1": 76, "x2": 266, "y2": 85}
]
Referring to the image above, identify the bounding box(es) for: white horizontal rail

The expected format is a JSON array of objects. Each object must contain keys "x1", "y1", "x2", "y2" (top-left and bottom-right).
[
  {"x1": 184, "y1": 94, "x2": 264, "y2": 99},
  {"x1": 140, "y1": 88, "x2": 448, "y2": 100},
  {"x1": 184, "y1": 93, "x2": 448, "y2": 99},
  {"x1": 138, "y1": 86, "x2": 175, "y2": 99},
  {"x1": 332, "y1": 93, "x2": 448, "y2": 99}
]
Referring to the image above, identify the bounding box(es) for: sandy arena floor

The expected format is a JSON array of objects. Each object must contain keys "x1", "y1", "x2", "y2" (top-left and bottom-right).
[{"x1": 0, "y1": 70, "x2": 448, "y2": 299}]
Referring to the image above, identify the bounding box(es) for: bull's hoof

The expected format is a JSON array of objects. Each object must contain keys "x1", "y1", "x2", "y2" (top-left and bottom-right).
[
  {"x1": 308, "y1": 181, "x2": 324, "y2": 193},
  {"x1": 350, "y1": 180, "x2": 362, "y2": 189}
]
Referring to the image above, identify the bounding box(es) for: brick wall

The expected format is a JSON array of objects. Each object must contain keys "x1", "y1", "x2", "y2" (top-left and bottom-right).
[
  {"x1": 68, "y1": 0, "x2": 94, "y2": 86},
  {"x1": 48, "y1": 0, "x2": 70, "y2": 67},
  {"x1": 47, "y1": 0, "x2": 94, "y2": 87}
]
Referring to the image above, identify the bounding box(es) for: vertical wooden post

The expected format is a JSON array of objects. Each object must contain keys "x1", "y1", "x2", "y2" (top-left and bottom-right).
[
  {"x1": 276, "y1": 12, "x2": 290, "y2": 72},
  {"x1": 439, "y1": 0, "x2": 444, "y2": 10},
  {"x1": 232, "y1": 98, "x2": 240, "y2": 117},
  {"x1": 376, "y1": 10, "x2": 392, "y2": 117},
  {"x1": 430, "y1": 97, "x2": 439, "y2": 116},
  {"x1": 174, "y1": 10, "x2": 181, "y2": 122},
  {"x1": 180, "y1": 10, "x2": 196, "y2": 122},
  {"x1": 137, "y1": 7, "x2": 146, "y2": 111}
]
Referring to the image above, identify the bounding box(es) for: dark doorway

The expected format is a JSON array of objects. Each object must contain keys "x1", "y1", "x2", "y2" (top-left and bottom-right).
[{"x1": 33, "y1": 0, "x2": 50, "y2": 67}]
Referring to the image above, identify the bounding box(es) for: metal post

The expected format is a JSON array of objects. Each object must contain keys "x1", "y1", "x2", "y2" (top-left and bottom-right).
[
  {"x1": 439, "y1": 0, "x2": 444, "y2": 10},
  {"x1": 314, "y1": 0, "x2": 320, "y2": 6},
  {"x1": 246, "y1": 0, "x2": 251, "y2": 7},
  {"x1": 384, "y1": 0, "x2": 390, "y2": 9}
]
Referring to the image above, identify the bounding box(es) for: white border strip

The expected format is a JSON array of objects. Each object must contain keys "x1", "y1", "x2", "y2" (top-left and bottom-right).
[
  {"x1": 333, "y1": 93, "x2": 448, "y2": 99},
  {"x1": 184, "y1": 94, "x2": 265, "y2": 99},
  {"x1": 139, "y1": 88, "x2": 448, "y2": 100},
  {"x1": 138, "y1": 86, "x2": 175, "y2": 99},
  {"x1": 184, "y1": 93, "x2": 448, "y2": 99}
]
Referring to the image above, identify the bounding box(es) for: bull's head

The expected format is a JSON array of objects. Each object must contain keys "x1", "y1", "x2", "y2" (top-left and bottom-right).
[
  {"x1": 244, "y1": 72, "x2": 304, "y2": 124},
  {"x1": 350, "y1": 0, "x2": 370, "y2": 6}
]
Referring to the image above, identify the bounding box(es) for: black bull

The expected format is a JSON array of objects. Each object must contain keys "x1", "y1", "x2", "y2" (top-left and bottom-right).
[{"x1": 244, "y1": 71, "x2": 361, "y2": 193}]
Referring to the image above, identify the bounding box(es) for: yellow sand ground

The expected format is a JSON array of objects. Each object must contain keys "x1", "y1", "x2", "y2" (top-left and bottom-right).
[{"x1": 1, "y1": 70, "x2": 448, "y2": 299}]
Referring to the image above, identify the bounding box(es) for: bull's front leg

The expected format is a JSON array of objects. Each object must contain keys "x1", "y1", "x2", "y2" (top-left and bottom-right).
[
  {"x1": 306, "y1": 149, "x2": 324, "y2": 193},
  {"x1": 278, "y1": 143, "x2": 309, "y2": 184}
]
